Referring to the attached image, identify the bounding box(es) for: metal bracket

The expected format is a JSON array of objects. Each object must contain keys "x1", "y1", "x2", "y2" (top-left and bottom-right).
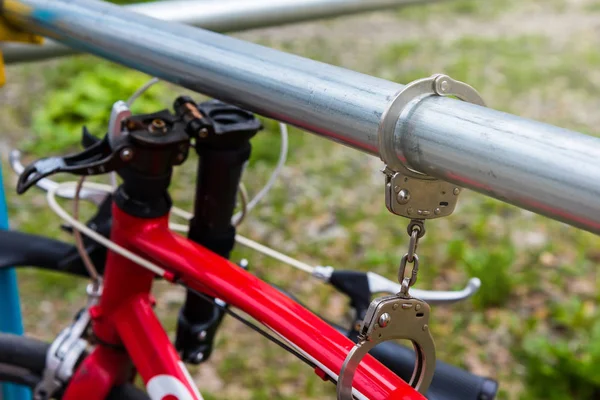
[
  {"x1": 0, "y1": 16, "x2": 43, "y2": 86},
  {"x1": 337, "y1": 296, "x2": 435, "y2": 399},
  {"x1": 378, "y1": 74, "x2": 485, "y2": 219},
  {"x1": 34, "y1": 283, "x2": 101, "y2": 400},
  {"x1": 384, "y1": 166, "x2": 462, "y2": 219}
]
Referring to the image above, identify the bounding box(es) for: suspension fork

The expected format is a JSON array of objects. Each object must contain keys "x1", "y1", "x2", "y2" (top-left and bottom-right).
[{"x1": 174, "y1": 98, "x2": 261, "y2": 363}]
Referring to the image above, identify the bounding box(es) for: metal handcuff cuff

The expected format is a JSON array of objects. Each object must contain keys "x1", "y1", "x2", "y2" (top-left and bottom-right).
[{"x1": 336, "y1": 74, "x2": 485, "y2": 400}]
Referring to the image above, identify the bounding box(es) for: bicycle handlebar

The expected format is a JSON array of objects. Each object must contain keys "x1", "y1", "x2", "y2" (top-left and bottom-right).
[{"x1": 371, "y1": 339, "x2": 498, "y2": 400}]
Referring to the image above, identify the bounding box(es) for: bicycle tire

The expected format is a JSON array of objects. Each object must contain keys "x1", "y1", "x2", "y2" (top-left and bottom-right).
[{"x1": 0, "y1": 333, "x2": 149, "y2": 400}]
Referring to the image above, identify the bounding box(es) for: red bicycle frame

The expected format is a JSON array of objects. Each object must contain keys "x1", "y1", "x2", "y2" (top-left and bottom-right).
[{"x1": 61, "y1": 204, "x2": 425, "y2": 400}]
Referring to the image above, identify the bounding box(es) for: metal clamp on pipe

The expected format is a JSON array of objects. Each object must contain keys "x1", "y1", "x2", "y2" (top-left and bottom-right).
[{"x1": 379, "y1": 74, "x2": 485, "y2": 219}]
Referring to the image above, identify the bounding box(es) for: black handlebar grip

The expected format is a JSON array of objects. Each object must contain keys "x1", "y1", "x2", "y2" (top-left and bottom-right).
[{"x1": 369, "y1": 340, "x2": 497, "y2": 400}]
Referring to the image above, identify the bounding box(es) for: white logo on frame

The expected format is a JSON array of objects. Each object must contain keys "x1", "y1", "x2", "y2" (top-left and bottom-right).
[
  {"x1": 178, "y1": 361, "x2": 204, "y2": 400},
  {"x1": 147, "y1": 375, "x2": 196, "y2": 400}
]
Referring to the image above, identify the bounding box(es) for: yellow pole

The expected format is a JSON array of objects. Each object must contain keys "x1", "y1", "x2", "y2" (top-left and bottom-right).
[{"x1": 0, "y1": 14, "x2": 42, "y2": 86}]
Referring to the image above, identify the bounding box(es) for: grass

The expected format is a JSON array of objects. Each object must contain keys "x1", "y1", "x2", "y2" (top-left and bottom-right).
[
  {"x1": 378, "y1": 34, "x2": 600, "y2": 122},
  {"x1": 584, "y1": 1, "x2": 600, "y2": 11},
  {"x1": 2, "y1": 0, "x2": 600, "y2": 399},
  {"x1": 396, "y1": 0, "x2": 519, "y2": 20}
]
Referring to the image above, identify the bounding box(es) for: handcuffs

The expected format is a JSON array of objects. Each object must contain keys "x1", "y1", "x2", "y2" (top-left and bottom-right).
[{"x1": 337, "y1": 74, "x2": 485, "y2": 399}]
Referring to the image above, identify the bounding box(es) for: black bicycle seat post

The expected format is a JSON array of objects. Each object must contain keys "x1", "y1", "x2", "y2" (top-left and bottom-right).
[{"x1": 175, "y1": 98, "x2": 261, "y2": 364}]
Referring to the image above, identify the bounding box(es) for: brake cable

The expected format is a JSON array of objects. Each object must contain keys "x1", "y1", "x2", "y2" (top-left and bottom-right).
[
  {"x1": 181, "y1": 285, "x2": 317, "y2": 369},
  {"x1": 72, "y1": 176, "x2": 101, "y2": 289},
  {"x1": 51, "y1": 181, "x2": 322, "y2": 372},
  {"x1": 60, "y1": 75, "x2": 316, "y2": 370},
  {"x1": 53, "y1": 75, "x2": 337, "y2": 377}
]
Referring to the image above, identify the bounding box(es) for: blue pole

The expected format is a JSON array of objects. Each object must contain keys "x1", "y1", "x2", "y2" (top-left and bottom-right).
[{"x1": 0, "y1": 162, "x2": 30, "y2": 400}]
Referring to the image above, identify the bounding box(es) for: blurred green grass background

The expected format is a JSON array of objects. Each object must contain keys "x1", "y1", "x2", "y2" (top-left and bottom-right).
[{"x1": 3, "y1": 0, "x2": 600, "y2": 399}]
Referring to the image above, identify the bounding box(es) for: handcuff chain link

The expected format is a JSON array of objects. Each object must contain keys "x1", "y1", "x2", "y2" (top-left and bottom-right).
[{"x1": 398, "y1": 219, "x2": 425, "y2": 297}]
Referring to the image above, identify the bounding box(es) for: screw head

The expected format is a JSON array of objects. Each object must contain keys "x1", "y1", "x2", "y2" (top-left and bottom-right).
[
  {"x1": 415, "y1": 303, "x2": 421, "y2": 311},
  {"x1": 439, "y1": 80, "x2": 450, "y2": 93},
  {"x1": 378, "y1": 312, "x2": 391, "y2": 328},
  {"x1": 434, "y1": 207, "x2": 441, "y2": 215},
  {"x1": 194, "y1": 352, "x2": 205, "y2": 362},
  {"x1": 197, "y1": 331, "x2": 207, "y2": 341},
  {"x1": 396, "y1": 189, "x2": 411, "y2": 204},
  {"x1": 453, "y1": 187, "x2": 460, "y2": 195},
  {"x1": 199, "y1": 128, "x2": 209, "y2": 138},
  {"x1": 152, "y1": 118, "x2": 167, "y2": 131},
  {"x1": 392, "y1": 303, "x2": 399, "y2": 310},
  {"x1": 120, "y1": 148, "x2": 134, "y2": 162},
  {"x1": 175, "y1": 153, "x2": 186, "y2": 163}
]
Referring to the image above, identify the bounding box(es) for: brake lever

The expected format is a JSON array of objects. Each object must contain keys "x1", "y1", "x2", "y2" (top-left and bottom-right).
[
  {"x1": 15, "y1": 132, "x2": 126, "y2": 195},
  {"x1": 9, "y1": 149, "x2": 109, "y2": 206},
  {"x1": 313, "y1": 266, "x2": 480, "y2": 306},
  {"x1": 366, "y1": 272, "x2": 481, "y2": 305}
]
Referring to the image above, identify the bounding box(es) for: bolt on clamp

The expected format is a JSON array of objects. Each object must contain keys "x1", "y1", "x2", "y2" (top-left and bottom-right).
[{"x1": 34, "y1": 282, "x2": 103, "y2": 400}]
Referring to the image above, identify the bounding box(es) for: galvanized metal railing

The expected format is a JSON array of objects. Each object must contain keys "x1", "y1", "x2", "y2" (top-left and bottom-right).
[
  {"x1": 3, "y1": 0, "x2": 600, "y2": 235},
  {"x1": 1, "y1": 0, "x2": 446, "y2": 63}
]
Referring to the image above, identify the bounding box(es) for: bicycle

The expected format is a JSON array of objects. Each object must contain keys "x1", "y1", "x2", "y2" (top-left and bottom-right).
[{"x1": 0, "y1": 75, "x2": 499, "y2": 399}]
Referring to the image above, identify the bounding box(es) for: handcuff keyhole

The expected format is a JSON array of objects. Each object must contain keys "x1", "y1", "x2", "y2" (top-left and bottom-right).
[
  {"x1": 416, "y1": 312, "x2": 424, "y2": 317},
  {"x1": 378, "y1": 333, "x2": 382, "y2": 338}
]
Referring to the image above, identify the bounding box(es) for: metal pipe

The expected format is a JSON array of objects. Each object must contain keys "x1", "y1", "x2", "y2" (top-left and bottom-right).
[
  {"x1": 0, "y1": 162, "x2": 28, "y2": 400},
  {"x1": 3, "y1": 0, "x2": 600, "y2": 235},
  {"x1": 401, "y1": 98, "x2": 600, "y2": 232},
  {"x1": 2, "y1": 0, "x2": 443, "y2": 63}
]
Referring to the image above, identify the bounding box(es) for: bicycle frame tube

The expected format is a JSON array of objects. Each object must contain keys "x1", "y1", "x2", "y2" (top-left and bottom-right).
[
  {"x1": 0, "y1": 162, "x2": 29, "y2": 400},
  {"x1": 63, "y1": 346, "x2": 131, "y2": 400},
  {"x1": 64, "y1": 208, "x2": 204, "y2": 400},
  {"x1": 65, "y1": 202, "x2": 424, "y2": 400},
  {"x1": 115, "y1": 294, "x2": 204, "y2": 400}
]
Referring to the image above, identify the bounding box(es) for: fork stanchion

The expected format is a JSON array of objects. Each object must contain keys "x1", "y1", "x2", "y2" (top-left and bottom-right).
[{"x1": 0, "y1": 162, "x2": 30, "y2": 400}]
